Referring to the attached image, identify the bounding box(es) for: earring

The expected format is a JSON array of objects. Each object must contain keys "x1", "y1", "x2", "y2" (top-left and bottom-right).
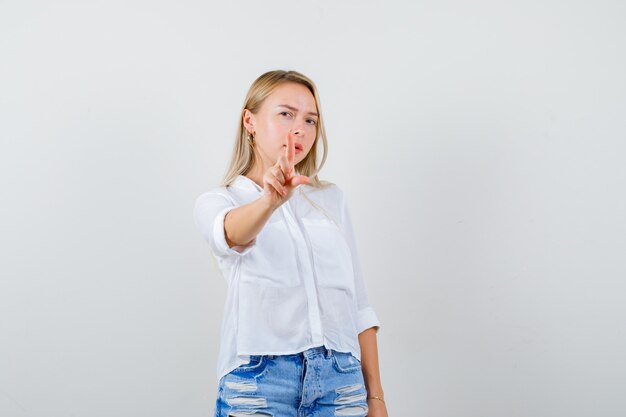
[{"x1": 248, "y1": 132, "x2": 255, "y2": 143}]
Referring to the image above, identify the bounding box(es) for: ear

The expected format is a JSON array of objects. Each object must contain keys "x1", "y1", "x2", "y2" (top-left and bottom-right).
[{"x1": 242, "y1": 109, "x2": 255, "y2": 134}]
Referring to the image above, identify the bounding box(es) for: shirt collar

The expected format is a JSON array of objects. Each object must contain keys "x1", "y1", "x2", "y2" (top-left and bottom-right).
[{"x1": 232, "y1": 175, "x2": 262, "y2": 192}]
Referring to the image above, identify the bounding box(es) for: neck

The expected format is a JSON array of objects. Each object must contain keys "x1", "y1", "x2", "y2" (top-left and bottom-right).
[{"x1": 245, "y1": 154, "x2": 273, "y2": 189}]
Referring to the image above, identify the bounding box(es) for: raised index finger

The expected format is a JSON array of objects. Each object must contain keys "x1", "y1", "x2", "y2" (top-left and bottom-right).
[{"x1": 285, "y1": 131, "x2": 295, "y2": 176}]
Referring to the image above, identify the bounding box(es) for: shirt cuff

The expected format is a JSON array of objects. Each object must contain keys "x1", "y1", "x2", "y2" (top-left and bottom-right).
[
  {"x1": 212, "y1": 206, "x2": 256, "y2": 257},
  {"x1": 356, "y1": 306, "x2": 381, "y2": 335}
]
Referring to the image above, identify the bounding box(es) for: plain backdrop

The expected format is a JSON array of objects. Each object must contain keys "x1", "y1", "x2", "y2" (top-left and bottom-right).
[{"x1": 1, "y1": 1, "x2": 625, "y2": 416}]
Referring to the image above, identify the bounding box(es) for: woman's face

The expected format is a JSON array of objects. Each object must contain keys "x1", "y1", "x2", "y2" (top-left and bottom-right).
[{"x1": 244, "y1": 82, "x2": 318, "y2": 169}]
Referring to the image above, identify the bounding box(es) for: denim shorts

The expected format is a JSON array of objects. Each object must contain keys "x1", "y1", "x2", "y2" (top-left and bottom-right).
[{"x1": 214, "y1": 345, "x2": 369, "y2": 417}]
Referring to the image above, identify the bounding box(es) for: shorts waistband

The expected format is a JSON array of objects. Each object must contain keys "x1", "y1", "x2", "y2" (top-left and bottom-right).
[{"x1": 301, "y1": 345, "x2": 332, "y2": 359}]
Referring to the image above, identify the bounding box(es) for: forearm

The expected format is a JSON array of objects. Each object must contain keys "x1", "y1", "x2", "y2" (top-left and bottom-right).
[
  {"x1": 358, "y1": 326, "x2": 384, "y2": 397},
  {"x1": 224, "y1": 196, "x2": 275, "y2": 247}
]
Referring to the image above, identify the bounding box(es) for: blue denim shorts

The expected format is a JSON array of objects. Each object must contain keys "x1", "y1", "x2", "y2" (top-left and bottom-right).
[{"x1": 214, "y1": 345, "x2": 368, "y2": 417}]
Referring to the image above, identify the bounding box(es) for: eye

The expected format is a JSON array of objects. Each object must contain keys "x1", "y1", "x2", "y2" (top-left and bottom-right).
[
  {"x1": 279, "y1": 111, "x2": 292, "y2": 117},
  {"x1": 307, "y1": 119, "x2": 317, "y2": 125}
]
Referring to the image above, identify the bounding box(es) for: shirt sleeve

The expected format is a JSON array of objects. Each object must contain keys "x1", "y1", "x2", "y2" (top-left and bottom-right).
[
  {"x1": 338, "y1": 188, "x2": 382, "y2": 335},
  {"x1": 193, "y1": 191, "x2": 256, "y2": 259}
]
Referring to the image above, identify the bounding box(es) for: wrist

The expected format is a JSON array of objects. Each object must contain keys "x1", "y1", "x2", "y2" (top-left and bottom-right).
[
  {"x1": 258, "y1": 194, "x2": 278, "y2": 212},
  {"x1": 367, "y1": 394, "x2": 386, "y2": 405},
  {"x1": 366, "y1": 386, "x2": 384, "y2": 399}
]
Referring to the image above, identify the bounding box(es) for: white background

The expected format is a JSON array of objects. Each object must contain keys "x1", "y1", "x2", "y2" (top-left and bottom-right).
[{"x1": 1, "y1": 1, "x2": 625, "y2": 416}]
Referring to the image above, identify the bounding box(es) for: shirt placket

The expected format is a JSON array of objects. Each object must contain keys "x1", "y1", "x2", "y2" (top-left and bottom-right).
[{"x1": 281, "y1": 198, "x2": 325, "y2": 346}]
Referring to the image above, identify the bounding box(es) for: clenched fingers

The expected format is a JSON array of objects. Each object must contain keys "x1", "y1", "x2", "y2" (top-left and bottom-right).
[
  {"x1": 270, "y1": 164, "x2": 286, "y2": 184},
  {"x1": 263, "y1": 168, "x2": 287, "y2": 197}
]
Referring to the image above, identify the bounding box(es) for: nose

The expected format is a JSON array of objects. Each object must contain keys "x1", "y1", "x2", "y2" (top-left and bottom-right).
[{"x1": 291, "y1": 121, "x2": 306, "y2": 136}]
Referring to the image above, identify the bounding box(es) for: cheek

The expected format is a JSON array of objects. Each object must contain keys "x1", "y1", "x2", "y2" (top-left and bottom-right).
[
  {"x1": 267, "y1": 124, "x2": 291, "y2": 154},
  {"x1": 308, "y1": 126, "x2": 317, "y2": 142},
  {"x1": 266, "y1": 120, "x2": 289, "y2": 137},
  {"x1": 304, "y1": 138, "x2": 316, "y2": 153}
]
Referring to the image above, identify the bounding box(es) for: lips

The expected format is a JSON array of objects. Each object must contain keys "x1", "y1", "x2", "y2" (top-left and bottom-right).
[{"x1": 295, "y1": 143, "x2": 303, "y2": 151}]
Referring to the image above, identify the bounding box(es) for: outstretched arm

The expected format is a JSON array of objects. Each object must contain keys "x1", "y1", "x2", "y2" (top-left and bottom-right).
[{"x1": 224, "y1": 131, "x2": 309, "y2": 247}]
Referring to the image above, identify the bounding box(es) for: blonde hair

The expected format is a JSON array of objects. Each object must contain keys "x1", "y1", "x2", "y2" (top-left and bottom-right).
[{"x1": 221, "y1": 70, "x2": 332, "y2": 189}]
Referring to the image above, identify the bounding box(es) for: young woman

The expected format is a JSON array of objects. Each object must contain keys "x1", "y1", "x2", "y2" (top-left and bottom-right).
[{"x1": 194, "y1": 70, "x2": 387, "y2": 417}]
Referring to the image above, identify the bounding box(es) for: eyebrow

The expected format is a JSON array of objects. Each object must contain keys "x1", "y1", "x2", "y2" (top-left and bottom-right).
[{"x1": 276, "y1": 104, "x2": 318, "y2": 117}]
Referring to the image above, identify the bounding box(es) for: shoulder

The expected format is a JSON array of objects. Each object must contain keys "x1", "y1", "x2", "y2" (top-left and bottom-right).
[{"x1": 194, "y1": 185, "x2": 237, "y2": 207}]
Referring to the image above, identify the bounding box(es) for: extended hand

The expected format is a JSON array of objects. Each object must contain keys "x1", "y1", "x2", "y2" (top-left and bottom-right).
[{"x1": 261, "y1": 131, "x2": 309, "y2": 209}]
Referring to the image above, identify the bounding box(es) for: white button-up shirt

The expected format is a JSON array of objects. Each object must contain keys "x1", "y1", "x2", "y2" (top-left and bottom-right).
[{"x1": 193, "y1": 173, "x2": 381, "y2": 383}]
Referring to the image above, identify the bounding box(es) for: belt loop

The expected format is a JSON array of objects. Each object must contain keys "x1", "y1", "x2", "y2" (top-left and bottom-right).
[{"x1": 326, "y1": 347, "x2": 332, "y2": 359}]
